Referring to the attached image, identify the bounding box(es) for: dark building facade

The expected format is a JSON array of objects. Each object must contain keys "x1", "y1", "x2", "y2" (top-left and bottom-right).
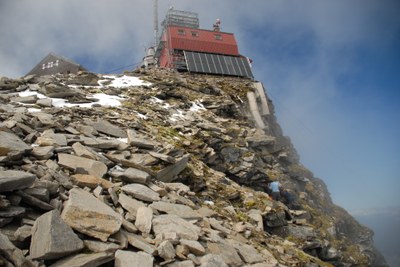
[{"x1": 26, "y1": 53, "x2": 87, "y2": 76}]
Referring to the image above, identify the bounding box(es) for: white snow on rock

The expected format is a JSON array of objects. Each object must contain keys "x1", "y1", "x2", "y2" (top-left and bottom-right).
[{"x1": 99, "y1": 75, "x2": 151, "y2": 88}]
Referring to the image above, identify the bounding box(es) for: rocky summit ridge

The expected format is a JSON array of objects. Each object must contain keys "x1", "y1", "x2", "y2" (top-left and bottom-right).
[{"x1": 0, "y1": 69, "x2": 388, "y2": 267}]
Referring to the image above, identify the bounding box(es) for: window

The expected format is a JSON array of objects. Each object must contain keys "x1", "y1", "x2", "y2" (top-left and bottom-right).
[
  {"x1": 191, "y1": 31, "x2": 199, "y2": 37},
  {"x1": 214, "y1": 34, "x2": 222, "y2": 40},
  {"x1": 178, "y1": 29, "x2": 185, "y2": 36}
]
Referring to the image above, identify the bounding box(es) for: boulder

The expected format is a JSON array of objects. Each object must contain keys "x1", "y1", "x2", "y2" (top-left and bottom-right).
[
  {"x1": 157, "y1": 240, "x2": 176, "y2": 260},
  {"x1": 180, "y1": 239, "x2": 206, "y2": 256},
  {"x1": 0, "y1": 232, "x2": 35, "y2": 267},
  {"x1": 0, "y1": 130, "x2": 31, "y2": 158},
  {"x1": 206, "y1": 241, "x2": 243, "y2": 267},
  {"x1": 153, "y1": 214, "x2": 201, "y2": 240},
  {"x1": 150, "y1": 201, "x2": 202, "y2": 220},
  {"x1": 61, "y1": 188, "x2": 122, "y2": 241},
  {"x1": 30, "y1": 210, "x2": 84, "y2": 260},
  {"x1": 48, "y1": 252, "x2": 113, "y2": 267},
  {"x1": 58, "y1": 153, "x2": 108, "y2": 177},
  {"x1": 31, "y1": 146, "x2": 54, "y2": 160},
  {"x1": 114, "y1": 167, "x2": 151, "y2": 184},
  {"x1": 115, "y1": 250, "x2": 153, "y2": 267},
  {"x1": 121, "y1": 184, "x2": 160, "y2": 202},
  {"x1": 228, "y1": 240, "x2": 264, "y2": 264},
  {"x1": 199, "y1": 254, "x2": 228, "y2": 267},
  {"x1": 0, "y1": 170, "x2": 36, "y2": 193},
  {"x1": 126, "y1": 233, "x2": 156, "y2": 254},
  {"x1": 70, "y1": 174, "x2": 114, "y2": 189},
  {"x1": 156, "y1": 154, "x2": 190, "y2": 182},
  {"x1": 135, "y1": 206, "x2": 153, "y2": 234},
  {"x1": 118, "y1": 193, "x2": 146, "y2": 216},
  {"x1": 87, "y1": 119, "x2": 127, "y2": 138}
]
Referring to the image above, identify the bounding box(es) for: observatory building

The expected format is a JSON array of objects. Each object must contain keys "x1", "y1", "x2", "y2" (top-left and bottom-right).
[{"x1": 154, "y1": 8, "x2": 253, "y2": 79}]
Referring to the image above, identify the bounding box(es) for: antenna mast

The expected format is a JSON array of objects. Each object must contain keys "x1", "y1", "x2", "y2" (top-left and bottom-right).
[{"x1": 154, "y1": 0, "x2": 158, "y2": 47}]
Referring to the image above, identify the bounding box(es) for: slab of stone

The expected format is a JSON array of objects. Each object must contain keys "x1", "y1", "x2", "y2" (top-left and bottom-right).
[
  {"x1": 126, "y1": 233, "x2": 156, "y2": 254},
  {"x1": 82, "y1": 137, "x2": 126, "y2": 150},
  {"x1": 14, "y1": 224, "x2": 32, "y2": 242},
  {"x1": 0, "y1": 206, "x2": 25, "y2": 218},
  {"x1": 30, "y1": 210, "x2": 84, "y2": 260},
  {"x1": 87, "y1": 119, "x2": 127, "y2": 138},
  {"x1": 83, "y1": 240, "x2": 121, "y2": 253},
  {"x1": 31, "y1": 146, "x2": 54, "y2": 160},
  {"x1": 23, "y1": 187, "x2": 50, "y2": 202},
  {"x1": 12, "y1": 95, "x2": 38, "y2": 104},
  {"x1": 148, "y1": 151, "x2": 177, "y2": 163},
  {"x1": 36, "y1": 98, "x2": 52, "y2": 107},
  {"x1": 199, "y1": 254, "x2": 228, "y2": 267},
  {"x1": 31, "y1": 112, "x2": 54, "y2": 125},
  {"x1": 112, "y1": 167, "x2": 151, "y2": 184},
  {"x1": 156, "y1": 154, "x2": 190, "y2": 182},
  {"x1": 0, "y1": 170, "x2": 36, "y2": 193},
  {"x1": 157, "y1": 240, "x2": 176, "y2": 260},
  {"x1": 61, "y1": 188, "x2": 122, "y2": 241},
  {"x1": 15, "y1": 190, "x2": 53, "y2": 211},
  {"x1": 206, "y1": 241, "x2": 243, "y2": 267},
  {"x1": 71, "y1": 142, "x2": 98, "y2": 160},
  {"x1": 0, "y1": 232, "x2": 35, "y2": 267},
  {"x1": 248, "y1": 209, "x2": 264, "y2": 231},
  {"x1": 180, "y1": 239, "x2": 206, "y2": 256},
  {"x1": 150, "y1": 201, "x2": 202, "y2": 220},
  {"x1": 153, "y1": 214, "x2": 201, "y2": 240},
  {"x1": 70, "y1": 174, "x2": 114, "y2": 189},
  {"x1": 0, "y1": 130, "x2": 31, "y2": 158},
  {"x1": 228, "y1": 240, "x2": 264, "y2": 264},
  {"x1": 58, "y1": 153, "x2": 108, "y2": 177},
  {"x1": 48, "y1": 252, "x2": 113, "y2": 267},
  {"x1": 121, "y1": 184, "x2": 160, "y2": 202},
  {"x1": 118, "y1": 193, "x2": 146, "y2": 216},
  {"x1": 115, "y1": 250, "x2": 153, "y2": 267},
  {"x1": 127, "y1": 129, "x2": 156, "y2": 149},
  {"x1": 135, "y1": 206, "x2": 153, "y2": 234}
]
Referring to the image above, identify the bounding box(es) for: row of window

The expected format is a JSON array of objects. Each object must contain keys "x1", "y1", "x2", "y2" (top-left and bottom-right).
[
  {"x1": 42, "y1": 60, "x2": 59, "y2": 70},
  {"x1": 177, "y1": 29, "x2": 222, "y2": 40}
]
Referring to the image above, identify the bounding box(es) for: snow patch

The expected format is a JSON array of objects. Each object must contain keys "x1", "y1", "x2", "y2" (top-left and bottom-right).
[{"x1": 99, "y1": 75, "x2": 151, "y2": 88}]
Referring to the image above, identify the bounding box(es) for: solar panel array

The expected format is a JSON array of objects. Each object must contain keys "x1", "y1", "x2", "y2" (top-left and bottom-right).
[{"x1": 184, "y1": 51, "x2": 253, "y2": 78}]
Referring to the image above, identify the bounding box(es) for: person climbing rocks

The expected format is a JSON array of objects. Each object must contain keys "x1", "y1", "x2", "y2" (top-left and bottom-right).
[{"x1": 268, "y1": 178, "x2": 281, "y2": 201}]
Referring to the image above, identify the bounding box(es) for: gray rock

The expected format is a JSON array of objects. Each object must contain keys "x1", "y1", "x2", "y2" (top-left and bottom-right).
[
  {"x1": 23, "y1": 187, "x2": 50, "y2": 202},
  {"x1": 114, "y1": 167, "x2": 151, "y2": 184},
  {"x1": 0, "y1": 232, "x2": 35, "y2": 267},
  {"x1": 71, "y1": 142, "x2": 98, "y2": 160},
  {"x1": 126, "y1": 233, "x2": 156, "y2": 254},
  {"x1": 168, "y1": 260, "x2": 195, "y2": 267},
  {"x1": 30, "y1": 210, "x2": 84, "y2": 260},
  {"x1": 0, "y1": 206, "x2": 25, "y2": 218},
  {"x1": 87, "y1": 119, "x2": 127, "y2": 138},
  {"x1": 157, "y1": 240, "x2": 176, "y2": 260},
  {"x1": 83, "y1": 240, "x2": 121, "y2": 253},
  {"x1": 31, "y1": 146, "x2": 54, "y2": 160},
  {"x1": 135, "y1": 206, "x2": 153, "y2": 234},
  {"x1": 58, "y1": 153, "x2": 108, "y2": 177},
  {"x1": 156, "y1": 154, "x2": 190, "y2": 182},
  {"x1": 40, "y1": 83, "x2": 78, "y2": 98},
  {"x1": 36, "y1": 133, "x2": 67, "y2": 147},
  {"x1": 36, "y1": 98, "x2": 53, "y2": 107},
  {"x1": 0, "y1": 170, "x2": 36, "y2": 193},
  {"x1": 121, "y1": 184, "x2": 160, "y2": 202},
  {"x1": 153, "y1": 214, "x2": 201, "y2": 240},
  {"x1": 11, "y1": 95, "x2": 38, "y2": 104},
  {"x1": 180, "y1": 239, "x2": 206, "y2": 256},
  {"x1": 150, "y1": 201, "x2": 202, "y2": 220},
  {"x1": 115, "y1": 250, "x2": 153, "y2": 267},
  {"x1": 228, "y1": 240, "x2": 264, "y2": 264},
  {"x1": 31, "y1": 112, "x2": 55, "y2": 125},
  {"x1": 199, "y1": 254, "x2": 228, "y2": 267},
  {"x1": 148, "y1": 151, "x2": 177, "y2": 163},
  {"x1": 14, "y1": 224, "x2": 32, "y2": 242},
  {"x1": 206, "y1": 241, "x2": 243, "y2": 267},
  {"x1": 118, "y1": 193, "x2": 146, "y2": 216},
  {"x1": 15, "y1": 190, "x2": 53, "y2": 211},
  {"x1": 0, "y1": 130, "x2": 32, "y2": 159},
  {"x1": 127, "y1": 129, "x2": 157, "y2": 149},
  {"x1": 61, "y1": 188, "x2": 122, "y2": 241},
  {"x1": 264, "y1": 210, "x2": 288, "y2": 228},
  {"x1": 48, "y1": 252, "x2": 113, "y2": 267}
]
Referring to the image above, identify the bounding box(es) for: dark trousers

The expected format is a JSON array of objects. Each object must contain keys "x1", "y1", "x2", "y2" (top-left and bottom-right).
[{"x1": 271, "y1": 191, "x2": 281, "y2": 201}]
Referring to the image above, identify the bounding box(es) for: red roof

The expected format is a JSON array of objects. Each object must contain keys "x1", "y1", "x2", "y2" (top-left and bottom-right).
[{"x1": 166, "y1": 26, "x2": 239, "y2": 56}]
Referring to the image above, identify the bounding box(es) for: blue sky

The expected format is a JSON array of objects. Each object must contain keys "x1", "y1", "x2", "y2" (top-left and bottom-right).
[{"x1": 1, "y1": 0, "x2": 399, "y2": 214}]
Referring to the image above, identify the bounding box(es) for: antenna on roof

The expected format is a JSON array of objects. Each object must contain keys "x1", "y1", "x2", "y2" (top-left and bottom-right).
[{"x1": 154, "y1": 0, "x2": 159, "y2": 47}]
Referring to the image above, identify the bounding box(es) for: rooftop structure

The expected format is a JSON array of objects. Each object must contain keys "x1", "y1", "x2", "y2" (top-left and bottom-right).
[
  {"x1": 154, "y1": 8, "x2": 253, "y2": 79},
  {"x1": 26, "y1": 53, "x2": 86, "y2": 76}
]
